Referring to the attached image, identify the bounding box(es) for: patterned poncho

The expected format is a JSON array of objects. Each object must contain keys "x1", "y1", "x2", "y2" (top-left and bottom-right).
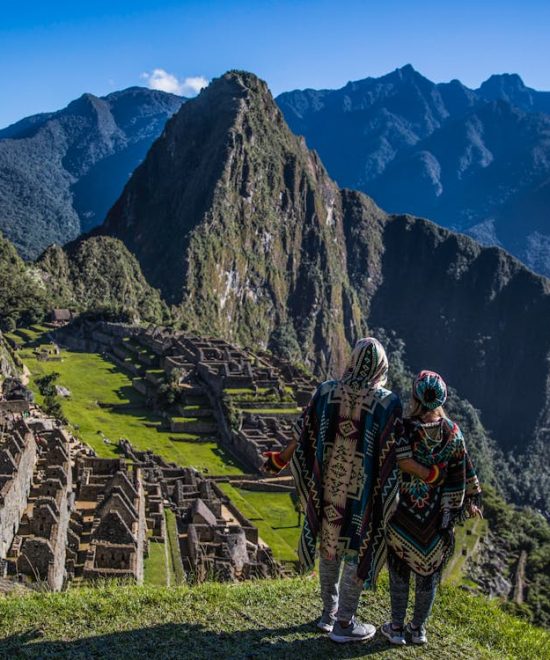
[
  {"x1": 386, "y1": 417, "x2": 482, "y2": 576},
  {"x1": 290, "y1": 338, "x2": 401, "y2": 588}
]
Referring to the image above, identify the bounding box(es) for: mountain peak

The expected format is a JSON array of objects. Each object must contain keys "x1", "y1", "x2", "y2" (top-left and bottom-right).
[
  {"x1": 387, "y1": 64, "x2": 424, "y2": 82},
  {"x1": 480, "y1": 72, "x2": 526, "y2": 91}
]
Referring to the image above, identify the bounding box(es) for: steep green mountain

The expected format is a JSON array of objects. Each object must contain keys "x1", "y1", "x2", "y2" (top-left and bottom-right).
[
  {"x1": 277, "y1": 66, "x2": 550, "y2": 278},
  {"x1": 100, "y1": 71, "x2": 361, "y2": 373},
  {"x1": 0, "y1": 87, "x2": 184, "y2": 259},
  {"x1": 38, "y1": 237, "x2": 168, "y2": 322},
  {"x1": 0, "y1": 231, "x2": 166, "y2": 327},
  {"x1": 97, "y1": 71, "x2": 550, "y2": 504}
]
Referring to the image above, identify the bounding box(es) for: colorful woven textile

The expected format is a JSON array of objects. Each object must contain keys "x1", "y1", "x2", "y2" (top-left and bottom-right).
[
  {"x1": 387, "y1": 417, "x2": 482, "y2": 576},
  {"x1": 290, "y1": 338, "x2": 401, "y2": 588}
]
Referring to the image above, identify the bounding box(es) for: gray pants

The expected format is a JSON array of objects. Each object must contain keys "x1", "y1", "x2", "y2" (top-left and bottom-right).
[
  {"x1": 388, "y1": 552, "x2": 439, "y2": 628},
  {"x1": 319, "y1": 556, "x2": 364, "y2": 623}
]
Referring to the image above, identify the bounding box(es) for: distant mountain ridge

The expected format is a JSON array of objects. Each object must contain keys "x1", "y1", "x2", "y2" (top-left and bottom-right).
[
  {"x1": 276, "y1": 66, "x2": 550, "y2": 277},
  {"x1": 0, "y1": 87, "x2": 184, "y2": 259}
]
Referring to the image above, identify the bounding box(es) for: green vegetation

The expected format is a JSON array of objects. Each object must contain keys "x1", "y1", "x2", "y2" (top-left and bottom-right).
[
  {"x1": 165, "y1": 509, "x2": 185, "y2": 585},
  {"x1": 21, "y1": 340, "x2": 244, "y2": 476},
  {"x1": 0, "y1": 576, "x2": 548, "y2": 658},
  {"x1": 1, "y1": 231, "x2": 168, "y2": 330},
  {"x1": 0, "y1": 232, "x2": 50, "y2": 331},
  {"x1": 143, "y1": 542, "x2": 168, "y2": 587},
  {"x1": 219, "y1": 483, "x2": 299, "y2": 563},
  {"x1": 444, "y1": 517, "x2": 488, "y2": 585},
  {"x1": 238, "y1": 407, "x2": 301, "y2": 415},
  {"x1": 480, "y1": 487, "x2": 550, "y2": 627}
]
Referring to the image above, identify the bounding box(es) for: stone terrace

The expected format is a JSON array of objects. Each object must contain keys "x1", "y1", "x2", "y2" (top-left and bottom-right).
[{"x1": 58, "y1": 321, "x2": 316, "y2": 472}]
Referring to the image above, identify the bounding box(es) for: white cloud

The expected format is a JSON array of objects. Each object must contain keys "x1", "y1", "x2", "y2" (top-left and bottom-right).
[{"x1": 140, "y1": 69, "x2": 208, "y2": 97}]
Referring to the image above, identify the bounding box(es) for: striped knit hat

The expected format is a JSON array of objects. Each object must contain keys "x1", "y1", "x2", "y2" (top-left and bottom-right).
[{"x1": 413, "y1": 370, "x2": 447, "y2": 410}]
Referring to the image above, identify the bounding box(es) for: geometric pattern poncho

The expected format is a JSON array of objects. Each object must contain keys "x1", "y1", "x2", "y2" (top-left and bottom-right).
[
  {"x1": 290, "y1": 338, "x2": 402, "y2": 589},
  {"x1": 386, "y1": 417, "x2": 482, "y2": 577}
]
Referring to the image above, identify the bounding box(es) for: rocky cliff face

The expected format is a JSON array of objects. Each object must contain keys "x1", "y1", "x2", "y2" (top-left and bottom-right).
[
  {"x1": 0, "y1": 88, "x2": 184, "y2": 259},
  {"x1": 101, "y1": 72, "x2": 361, "y2": 372},
  {"x1": 96, "y1": 71, "x2": 550, "y2": 499},
  {"x1": 277, "y1": 66, "x2": 550, "y2": 277}
]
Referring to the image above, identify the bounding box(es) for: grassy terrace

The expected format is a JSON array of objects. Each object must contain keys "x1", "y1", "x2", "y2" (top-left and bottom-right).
[
  {"x1": 19, "y1": 340, "x2": 243, "y2": 476},
  {"x1": 445, "y1": 517, "x2": 489, "y2": 585},
  {"x1": 219, "y1": 483, "x2": 300, "y2": 563},
  {"x1": 143, "y1": 540, "x2": 167, "y2": 587},
  {"x1": 0, "y1": 576, "x2": 547, "y2": 659}
]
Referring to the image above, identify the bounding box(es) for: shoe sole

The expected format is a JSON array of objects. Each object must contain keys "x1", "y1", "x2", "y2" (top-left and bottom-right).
[{"x1": 329, "y1": 630, "x2": 376, "y2": 644}]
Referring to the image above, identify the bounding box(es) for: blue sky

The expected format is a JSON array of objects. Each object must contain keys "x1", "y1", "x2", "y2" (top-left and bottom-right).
[{"x1": 1, "y1": 0, "x2": 549, "y2": 128}]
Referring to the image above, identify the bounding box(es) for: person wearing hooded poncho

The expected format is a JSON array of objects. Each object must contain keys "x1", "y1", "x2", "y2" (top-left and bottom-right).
[
  {"x1": 380, "y1": 370, "x2": 482, "y2": 647},
  {"x1": 264, "y1": 337, "x2": 429, "y2": 644}
]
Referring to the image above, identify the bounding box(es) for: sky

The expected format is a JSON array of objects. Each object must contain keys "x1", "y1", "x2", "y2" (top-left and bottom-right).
[{"x1": 1, "y1": 0, "x2": 549, "y2": 128}]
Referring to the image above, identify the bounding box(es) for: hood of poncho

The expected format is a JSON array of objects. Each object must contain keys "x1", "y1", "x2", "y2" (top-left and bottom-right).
[{"x1": 341, "y1": 337, "x2": 388, "y2": 390}]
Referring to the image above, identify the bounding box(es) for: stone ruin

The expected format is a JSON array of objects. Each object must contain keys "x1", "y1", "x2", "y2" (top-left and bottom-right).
[
  {"x1": 0, "y1": 401, "x2": 284, "y2": 590},
  {"x1": 120, "y1": 440, "x2": 281, "y2": 582},
  {"x1": 0, "y1": 402, "x2": 148, "y2": 590},
  {"x1": 72, "y1": 456, "x2": 147, "y2": 584},
  {"x1": 57, "y1": 321, "x2": 317, "y2": 472},
  {"x1": 0, "y1": 320, "x2": 315, "y2": 590}
]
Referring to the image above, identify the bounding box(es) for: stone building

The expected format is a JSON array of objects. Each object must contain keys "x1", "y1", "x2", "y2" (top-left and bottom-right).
[
  {"x1": 75, "y1": 456, "x2": 147, "y2": 584},
  {"x1": 7, "y1": 427, "x2": 72, "y2": 591},
  {"x1": 119, "y1": 440, "x2": 282, "y2": 582},
  {"x1": 0, "y1": 417, "x2": 37, "y2": 560}
]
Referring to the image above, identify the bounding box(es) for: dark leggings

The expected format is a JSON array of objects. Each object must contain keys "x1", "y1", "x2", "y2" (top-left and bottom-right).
[{"x1": 387, "y1": 552, "x2": 440, "y2": 629}]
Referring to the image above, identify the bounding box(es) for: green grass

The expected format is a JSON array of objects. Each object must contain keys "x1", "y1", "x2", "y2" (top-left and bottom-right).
[
  {"x1": 0, "y1": 576, "x2": 547, "y2": 658},
  {"x1": 143, "y1": 542, "x2": 168, "y2": 587},
  {"x1": 219, "y1": 484, "x2": 299, "y2": 562},
  {"x1": 20, "y1": 345, "x2": 244, "y2": 476},
  {"x1": 445, "y1": 518, "x2": 489, "y2": 584},
  {"x1": 165, "y1": 509, "x2": 185, "y2": 585}
]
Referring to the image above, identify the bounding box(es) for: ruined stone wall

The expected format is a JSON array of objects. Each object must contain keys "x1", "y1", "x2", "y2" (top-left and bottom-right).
[{"x1": 0, "y1": 425, "x2": 37, "y2": 559}]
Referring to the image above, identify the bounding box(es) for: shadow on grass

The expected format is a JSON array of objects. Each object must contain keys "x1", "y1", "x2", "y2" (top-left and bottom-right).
[{"x1": 0, "y1": 621, "x2": 393, "y2": 659}]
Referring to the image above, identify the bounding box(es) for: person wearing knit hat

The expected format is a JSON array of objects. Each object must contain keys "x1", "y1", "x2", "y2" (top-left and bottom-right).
[
  {"x1": 263, "y1": 337, "x2": 431, "y2": 644},
  {"x1": 381, "y1": 370, "x2": 482, "y2": 647}
]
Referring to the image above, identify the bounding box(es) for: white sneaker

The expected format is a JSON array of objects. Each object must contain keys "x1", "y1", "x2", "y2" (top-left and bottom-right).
[
  {"x1": 329, "y1": 617, "x2": 376, "y2": 643},
  {"x1": 380, "y1": 622, "x2": 406, "y2": 645},
  {"x1": 406, "y1": 622, "x2": 428, "y2": 644}
]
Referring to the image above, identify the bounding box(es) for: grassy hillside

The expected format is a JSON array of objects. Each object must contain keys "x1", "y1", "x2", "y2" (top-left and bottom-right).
[{"x1": 0, "y1": 576, "x2": 548, "y2": 659}]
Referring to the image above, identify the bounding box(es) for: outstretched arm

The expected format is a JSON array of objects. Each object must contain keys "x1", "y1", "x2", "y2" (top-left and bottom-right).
[
  {"x1": 263, "y1": 437, "x2": 297, "y2": 473},
  {"x1": 398, "y1": 457, "x2": 430, "y2": 480}
]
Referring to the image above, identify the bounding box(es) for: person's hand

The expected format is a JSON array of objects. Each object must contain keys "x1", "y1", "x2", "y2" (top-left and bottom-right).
[
  {"x1": 468, "y1": 502, "x2": 483, "y2": 518},
  {"x1": 262, "y1": 451, "x2": 288, "y2": 474}
]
